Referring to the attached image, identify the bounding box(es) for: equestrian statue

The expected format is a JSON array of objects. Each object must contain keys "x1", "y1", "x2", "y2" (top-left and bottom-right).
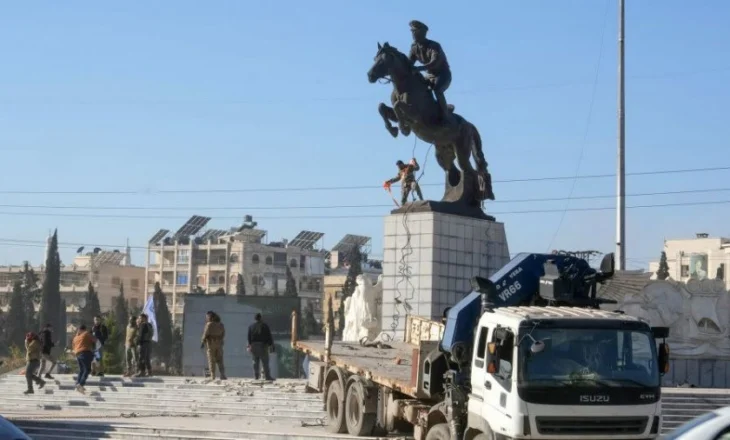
[{"x1": 367, "y1": 21, "x2": 495, "y2": 220}]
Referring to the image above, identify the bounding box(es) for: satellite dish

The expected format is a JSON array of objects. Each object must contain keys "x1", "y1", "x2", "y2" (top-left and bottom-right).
[{"x1": 77, "y1": 246, "x2": 85, "y2": 254}]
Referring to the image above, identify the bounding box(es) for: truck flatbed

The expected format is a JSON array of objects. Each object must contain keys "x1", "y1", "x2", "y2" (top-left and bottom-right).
[{"x1": 295, "y1": 339, "x2": 421, "y2": 397}]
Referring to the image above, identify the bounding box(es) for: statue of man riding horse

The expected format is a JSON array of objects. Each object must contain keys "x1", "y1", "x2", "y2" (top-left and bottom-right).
[{"x1": 367, "y1": 21, "x2": 495, "y2": 220}]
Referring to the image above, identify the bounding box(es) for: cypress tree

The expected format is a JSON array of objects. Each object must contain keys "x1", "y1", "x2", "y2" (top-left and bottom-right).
[
  {"x1": 152, "y1": 282, "x2": 173, "y2": 369},
  {"x1": 113, "y1": 282, "x2": 129, "y2": 334},
  {"x1": 39, "y1": 229, "x2": 62, "y2": 334},
  {"x1": 236, "y1": 274, "x2": 246, "y2": 296},
  {"x1": 20, "y1": 262, "x2": 40, "y2": 332},
  {"x1": 656, "y1": 251, "x2": 670, "y2": 281},
  {"x1": 285, "y1": 267, "x2": 297, "y2": 297},
  {"x1": 342, "y1": 246, "x2": 363, "y2": 300},
  {"x1": 80, "y1": 282, "x2": 101, "y2": 327},
  {"x1": 5, "y1": 281, "x2": 27, "y2": 349}
]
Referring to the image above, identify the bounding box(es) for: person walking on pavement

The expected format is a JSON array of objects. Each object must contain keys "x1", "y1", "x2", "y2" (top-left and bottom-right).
[
  {"x1": 247, "y1": 313, "x2": 275, "y2": 381},
  {"x1": 201, "y1": 311, "x2": 227, "y2": 380},
  {"x1": 72, "y1": 325, "x2": 96, "y2": 394},
  {"x1": 124, "y1": 315, "x2": 138, "y2": 377},
  {"x1": 135, "y1": 314, "x2": 153, "y2": 377},
  {"x1": 24, "y1": 332, "x2": 46, "y2": 394},
  {"x1": 91, "y1": 315, "x2": 108, "y2": 377},
  {"x1": 38, "y1": 323, "x2": 57, "y2": 379}
]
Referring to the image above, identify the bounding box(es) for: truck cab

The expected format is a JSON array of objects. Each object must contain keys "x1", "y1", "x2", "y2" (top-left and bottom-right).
[{"x1": 466, "y1": 306, "x2": 665, "y2": 439}]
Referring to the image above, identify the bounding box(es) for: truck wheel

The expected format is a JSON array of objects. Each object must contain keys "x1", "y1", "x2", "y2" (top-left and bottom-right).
[
  {"x1": 345, "y1": 381, "x2": 376, "y2": 436},
  {"x1": 425, "y1": 423, "x2": 451, "y2": 440},
  {"x1": 326, "y1": 380, "x2": 347, "y2": 433}
]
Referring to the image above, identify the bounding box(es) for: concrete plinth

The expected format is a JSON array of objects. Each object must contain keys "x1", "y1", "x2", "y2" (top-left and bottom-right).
[{"x1": 380, "y1": 211, "x2": 510, "y2": 340}]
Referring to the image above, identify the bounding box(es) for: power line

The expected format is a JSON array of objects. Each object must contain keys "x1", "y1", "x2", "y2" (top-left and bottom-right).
[
  {"x1": 0, "y1": 187, "x2": 728, "y2": 211},
  {"x1": 546, "y1": 0, "x2": 611, "y2": 251},
  {"x1": 0, "y1": 198, "x2": 729, "y2": 221},
  {"x1": 0, "y1": 164, "x2": 728, "y2": 196}
]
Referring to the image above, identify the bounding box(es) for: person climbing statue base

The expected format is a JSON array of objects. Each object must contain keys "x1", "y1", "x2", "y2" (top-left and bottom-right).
[{"x1": 384, "y1": 158, "x2": 424, "y2": 206}]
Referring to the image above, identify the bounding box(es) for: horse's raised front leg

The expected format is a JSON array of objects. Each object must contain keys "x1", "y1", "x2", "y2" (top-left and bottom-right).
[
  {"x1": 392, "y1": 102, "x2": 412, "y2": 137},
  {"x1": 378, "y1": 103, "x2": 399, "y2": 138}
]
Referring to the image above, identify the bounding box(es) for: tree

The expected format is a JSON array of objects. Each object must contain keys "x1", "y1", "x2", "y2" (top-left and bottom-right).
[
  {"x1": 718, "y1": 266, "x2": 725, "y2": 281},
  {"x1": 100, "y1": 314, "x2": 123, "y2": 374},
  {"x1": 303, "y1": 303, "x2": 320, "y2": 337},
  {"x1": 4, "y1": 281, "x2": 27, "y2": 349},
  {"x1": 80, "y1": 282, "x2": 101, "y2": 327},
  {"x1": 169, "y1": 327, "x2": 183, "y2": 375},
  {"x1": 39, "y1": 229, "x2": 62, "y2": 336},
  {"x1": 285, "y1": 267, "x2": 297, "y2": 297},
  {"x1": 236, "y1": 274, "x2": 246, "y2": 296},
  {"x1": 341, "y1": 246, "x2": 363, "y2": 300},
  {"x1": 152, "y1": 282, "x2": 173, "y2": 370},
  {"x1": 113, "y1": 282, "x2": 129, "y2": 332},
  {"x1": 656, "y1": 251, "x2": 670, "y2": 280},
  {"x1": 20, "y1": 262, "x2": 40, "y2": 332},
  {"x1": 58, "y1": 299, "x2": 67, "y2": 349}
]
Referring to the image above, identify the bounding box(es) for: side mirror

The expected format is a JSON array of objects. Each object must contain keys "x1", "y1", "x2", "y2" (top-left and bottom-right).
[
  {"x1": 652, "y1": 326, "x2": 670, "y2": 339},
  {"x1": 486, "y1": 342, "x2": 500, "y2": 374},
  {"x1": 658, "y1": 342, "x2": 670, "y2": 375},
  {"x1": 600, "y1": 253, "x2": 615, "y2": 277}
]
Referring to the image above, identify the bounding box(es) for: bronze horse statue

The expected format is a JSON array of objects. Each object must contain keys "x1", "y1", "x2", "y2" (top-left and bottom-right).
[{"x1": 367, "y1": 42, "x2": 495, "y2": 217}]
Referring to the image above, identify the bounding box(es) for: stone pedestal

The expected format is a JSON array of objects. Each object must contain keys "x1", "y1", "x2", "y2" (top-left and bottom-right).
[{"x1": 380, "y1": 211, "x2": 510, "y2": 340}]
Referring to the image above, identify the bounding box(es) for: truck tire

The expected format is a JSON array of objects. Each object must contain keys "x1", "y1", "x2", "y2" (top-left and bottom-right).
[
  {"x1": 425, "y1": 423, "x2": 451, "y2": 440},
  {"x1": 345, "y1": 381, "x2": 376, "y2": 436},
  {"x1": 326, "y1": 380, "x2": 347, "y2": 433}
]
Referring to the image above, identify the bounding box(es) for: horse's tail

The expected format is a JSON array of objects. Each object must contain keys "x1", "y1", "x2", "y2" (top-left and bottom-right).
[
  {"x1": 468, "y1": 122, "x2": 487, "y2": 173},
  {"x1": 468, "y1": 122, "x2": 495, "y2": 201}
]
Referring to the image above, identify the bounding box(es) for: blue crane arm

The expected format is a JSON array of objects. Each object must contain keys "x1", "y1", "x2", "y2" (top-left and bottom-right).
[{"x1": 439, "y1": 252, "x2": 593, "y2": 353}]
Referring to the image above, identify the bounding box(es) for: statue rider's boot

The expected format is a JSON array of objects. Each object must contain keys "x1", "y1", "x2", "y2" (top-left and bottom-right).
[{"x1": 436, "y1": 92, "x2": 452, "y2": 123}]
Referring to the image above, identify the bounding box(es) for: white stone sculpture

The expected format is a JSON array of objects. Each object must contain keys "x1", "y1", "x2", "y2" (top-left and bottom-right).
[
  {"x1": 342, "y1": 275, "x2": 381, "y2": 342},
  {"x1": 620, "y1": 278, "x2": 730, "y2": 357}
]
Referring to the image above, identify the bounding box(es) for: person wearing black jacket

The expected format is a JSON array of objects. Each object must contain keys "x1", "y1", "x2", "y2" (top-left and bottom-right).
[
  {"x1": 91, "y1": 316, "x2": 108, "y2": 377},
  {"x1": 247, "y1": 313, "x2": 275, "y2": 381},
  {"x1": 135, "y1": 314, "x2": 153, "y2": 377},
  {"x1": 39, "y1": 323, "x2": 57, "y2": 379}
]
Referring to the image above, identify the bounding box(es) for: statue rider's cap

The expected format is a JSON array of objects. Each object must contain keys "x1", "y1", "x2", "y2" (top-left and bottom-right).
[{"x1": 409, "y1": 20, "x2": 428, "y2": 32}]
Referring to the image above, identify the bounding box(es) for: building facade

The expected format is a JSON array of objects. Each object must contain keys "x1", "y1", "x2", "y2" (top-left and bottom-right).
[
  {"x1": 648, "y1": 233, "x2": 730, "y2": 287},
  {"x1": 145, "y1": 218, "x2": 327, "y2": 323},
  {"x1": 0, "y1": 246, "x2": 145, "y2": 340}
]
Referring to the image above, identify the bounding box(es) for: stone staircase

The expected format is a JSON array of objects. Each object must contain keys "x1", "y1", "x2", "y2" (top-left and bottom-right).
[
  {"x1": 0, "y1": 374, "x2": 399, "y2": 439},
  {"x1": 1, "y1": 373, "x2": 727, "y2": 438},
  {"x1": 662, "y1": 388, "x2": 730, "y2": 433}
]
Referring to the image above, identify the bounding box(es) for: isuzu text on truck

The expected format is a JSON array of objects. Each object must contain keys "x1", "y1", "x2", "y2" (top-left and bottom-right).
[{"x1": 292, "y1": 252, "x2": 670, "y2": 440}]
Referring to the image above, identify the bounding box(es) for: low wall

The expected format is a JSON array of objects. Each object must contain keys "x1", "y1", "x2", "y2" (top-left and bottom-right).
[{"x1": 663, "y1": 358, "x2": 730, "y2": 388}]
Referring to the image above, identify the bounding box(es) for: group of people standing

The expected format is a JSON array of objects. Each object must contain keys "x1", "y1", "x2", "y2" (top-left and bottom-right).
[
  {"x1": 201, "y1": 311, "x2": 276, "y2": 381},
  {"x1": 21, "y1": 310, "x2": 277, "y2": 394}
]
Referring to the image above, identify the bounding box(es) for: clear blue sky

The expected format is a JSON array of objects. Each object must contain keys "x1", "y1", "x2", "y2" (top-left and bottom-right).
[{"x1": 1, "y1": 1, "x2": 728, "y2": 270}]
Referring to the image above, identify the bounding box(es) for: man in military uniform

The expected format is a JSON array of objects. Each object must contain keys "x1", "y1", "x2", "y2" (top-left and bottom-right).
[
  {"x1": 201, "y1": 311, "x2": 227, "y2": 380},
  {"x1": 384, "y1": 158, "x2": 424, "y2": 206},
  {"x1": 408, "y1": 20, "x2": 452, "y2": 121}
]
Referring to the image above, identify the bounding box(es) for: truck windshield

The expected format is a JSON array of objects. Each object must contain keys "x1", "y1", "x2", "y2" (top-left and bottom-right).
[{"x1": 518, "y1": 327, "x2": 660, "y2": 388}]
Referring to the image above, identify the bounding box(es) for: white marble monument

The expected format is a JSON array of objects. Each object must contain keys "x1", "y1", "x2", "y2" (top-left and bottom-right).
[
  {"x1": 620, "y1": 278, "x2": 730, "y2": 357},
  {"x1": 342, "y1": 274, "x2": 383, "y2": 342},
  {"x1": 379, "y1": 211, "x2": 510, "y2": 340}
]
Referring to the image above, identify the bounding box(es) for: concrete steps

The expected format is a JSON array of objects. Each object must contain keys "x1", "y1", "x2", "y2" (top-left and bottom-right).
[
  {"x1": 0, "y1": 375, "x2": 402, "y2": 439},
  {"x1": 661, "y1": 388, "x2": 730, "y2": 433}
]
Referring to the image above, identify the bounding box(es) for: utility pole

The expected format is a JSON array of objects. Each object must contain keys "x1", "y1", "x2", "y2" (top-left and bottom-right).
[{"x1": 616, "y1": 0, "x2": 626, "y2": 270}]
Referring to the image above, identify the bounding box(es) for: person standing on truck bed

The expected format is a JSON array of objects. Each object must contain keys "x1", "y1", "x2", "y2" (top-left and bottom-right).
[
  {"x1": 248, "y1": 313, "x2": 275, "y2": 381},
  {"x1": 201, "y1": 311, "x2": 227, "y2": 380}
]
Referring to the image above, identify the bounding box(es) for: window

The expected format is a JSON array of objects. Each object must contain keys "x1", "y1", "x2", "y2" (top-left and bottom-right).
[
  {"x1": 252, "y1": 254, "x2": 260, "y2": 264},
  {"x1": 681, "y1": 264, "x2": 689, "y2": 277},
  {"x1": 217, "y1": 275, "x2": 224, "y2": 285},
  {"x1": 474, "y1": 326, "x2": 489, "y2": 369},
  {"x1": 290, "y1": 259, "x2": 298, "y2": 268},
  {"x1": 177, "y1": 250, "x2": 190, "y2": 264},
  {"x1": 265, "y1": 256, "x2": 273, "y2": 265},
  {"x1": 130, "y1": 279, "x2": 140, "y2": 291},
  {"x1": 491, "y1": 328, "x2": 514, "y2": 386},
  {"x1": 274, "y1": 252, "x2": 287, "y2": 267},
  {"x1": 230, "y1": 253, "x2": 239, "y2": 263},
  {"x1": 111, "y1": 277, "x2": 121, "y2": 287},
  {"x1": 176, "y1": 272, "x2": 189, "y2": 285},
  {"x1": 196, "y1": 275, "x2": 206, "y2": 285}
]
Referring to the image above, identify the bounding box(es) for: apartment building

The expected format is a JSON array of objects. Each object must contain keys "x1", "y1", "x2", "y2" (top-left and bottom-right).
[
  {"x1": 0, "y1": 243, "x2": 145, "y2": 338},
  {"x1": 145, "y1": 216, "x2": 327, "y2": 323},
  {"x1": 648, "y1": 233, "x2": 730, "y2": 287}
]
